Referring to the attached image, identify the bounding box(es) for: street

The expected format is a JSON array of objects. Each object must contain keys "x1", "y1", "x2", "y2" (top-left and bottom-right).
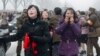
[{"x1": 6, "y1": 37, "x2": 100, "y2": 56}]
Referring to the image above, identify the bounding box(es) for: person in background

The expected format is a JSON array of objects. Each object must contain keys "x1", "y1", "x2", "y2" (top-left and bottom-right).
[
  {"x1": 0, "y1": 12, "x2": 11, "y2": 56},
  {"x1": 0, "y1": 5, "x2": 51, "y2": 56},
  {"x1": 76, "y1": 10, "x2": 81, "y2": 46},
  {"x1": 8, "y1": 13, "x2": 14, "y2": 22},
  {"x1": 49, "y1": 7, "x2": 63, "y2": 56},
  {"x1": 16, "y1": 9, "x2": 28, "y2": 56},
  {"x1": 76, "y1": 10, "x2": 81, "y2": 18},
  {"x1": 41, "y1": 10, "x2": 50, "y2": 23},
  {"x1": 0, "y1": 12, "x2": 8, "y2": 28},
  {"x1": 55, "y1": 8, "x2": 81, "y2": 56},
  {"x1": 48, "y1": 10, "x2": 54, "y2": 18},
  {"x1": 87, "y1": 7, "x2": 100, "y2": 56},
  {"x1": 78, "y1": 11, "x2": 89, "y2": 55},
  {"x1": 41, "y1": 9, "x2": 52, "y2": 56}
]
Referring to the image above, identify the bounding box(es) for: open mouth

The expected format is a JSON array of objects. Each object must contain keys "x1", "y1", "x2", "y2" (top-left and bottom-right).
[{"x1": 30, "y1": 13, "x2": 34, "y2": 15}]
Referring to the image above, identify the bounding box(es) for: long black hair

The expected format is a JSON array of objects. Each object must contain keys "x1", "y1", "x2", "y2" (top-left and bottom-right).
[
  {"x1": 27, "y1": 5, "x2": 40, "y2": 18},
  {"x1": 63, "y1": 8, "x2": 78, "y2": 23}
]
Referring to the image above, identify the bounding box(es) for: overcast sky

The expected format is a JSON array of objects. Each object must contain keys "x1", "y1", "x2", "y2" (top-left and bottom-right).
[{"x1": 0, "y1": 0, "x2": 100, "y2": 11}]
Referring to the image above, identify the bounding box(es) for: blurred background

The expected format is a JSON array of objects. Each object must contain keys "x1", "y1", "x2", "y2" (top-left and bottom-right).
[
  {"x1": 0, "y1": 0, "x2": 100, "y2": 11},
  {"x1": 0, "y1": 0, "x2": 100, "y2": 56}
]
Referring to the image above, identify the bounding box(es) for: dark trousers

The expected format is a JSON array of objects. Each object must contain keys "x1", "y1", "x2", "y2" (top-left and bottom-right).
[
  {"x1": 87, "y1": 37, "x2": 100, "y2": 56},
  {"x1": 24, "y1": 47, "x2": 33, "y2": 56},
  {"x1": 16, "y1": 39, "x2": 22, "y2": 56},
  {"x1": 24, "y1": 45, "x2": 50, "y2": 56}
]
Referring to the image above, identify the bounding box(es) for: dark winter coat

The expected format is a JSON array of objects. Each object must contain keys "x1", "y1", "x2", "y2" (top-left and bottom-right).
[{"x1": 1, "y1": 18, "x2": 51, "y2": 56}]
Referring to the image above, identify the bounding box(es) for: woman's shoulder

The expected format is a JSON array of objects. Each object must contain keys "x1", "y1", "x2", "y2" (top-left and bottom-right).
[{"x1": 38, "y1": 20, "x2": 48, "y2": 24}]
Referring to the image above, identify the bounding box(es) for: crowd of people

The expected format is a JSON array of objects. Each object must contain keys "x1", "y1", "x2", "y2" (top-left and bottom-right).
[{"x1": 0, "y1": 4, "x2": 100, "y2": 56}]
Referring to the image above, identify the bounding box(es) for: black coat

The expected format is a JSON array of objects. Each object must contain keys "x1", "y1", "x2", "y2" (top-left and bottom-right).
[{"x1": 1, "y1": 18, "x2": 51, "y2": 56}]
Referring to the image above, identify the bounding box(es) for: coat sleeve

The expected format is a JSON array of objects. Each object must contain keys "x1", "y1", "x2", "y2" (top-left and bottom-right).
[
  {"x1": 0, "y1": 24, "x2": 27, "y2": 42},
  {"x1": 55, "y1": 22, "x2": 68, "y2": 35},
  {"x1": 70, "y1": 23, "x2": 81, "y2": 37}
]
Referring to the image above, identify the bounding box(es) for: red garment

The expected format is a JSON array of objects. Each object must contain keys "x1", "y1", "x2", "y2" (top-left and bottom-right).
[
  {"x1": 32, "y1": 42, "x2": 38, "y2": 55},
  {"x1": 23, "y1": 33, "x2": 38, "y2": 55},
  {"x1": 23, "y1": 33, "x2": 30, "y2": 49}
]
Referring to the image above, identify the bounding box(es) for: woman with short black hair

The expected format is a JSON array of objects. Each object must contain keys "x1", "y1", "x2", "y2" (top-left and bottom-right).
[{"x1": 0, "y1": 5, "x2": 51, "y2": 56}]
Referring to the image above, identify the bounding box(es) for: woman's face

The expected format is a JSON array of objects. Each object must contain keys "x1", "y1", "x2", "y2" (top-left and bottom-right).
[
  {"x1": 28, "y1": 7, "x2": 37, "y2": 18},
  {"x1": 65, "y1": 10, "x2": 73, "y2": 18},
  {"x1": 42, "y1": 11, "x2": 49, "y2": 19}
]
